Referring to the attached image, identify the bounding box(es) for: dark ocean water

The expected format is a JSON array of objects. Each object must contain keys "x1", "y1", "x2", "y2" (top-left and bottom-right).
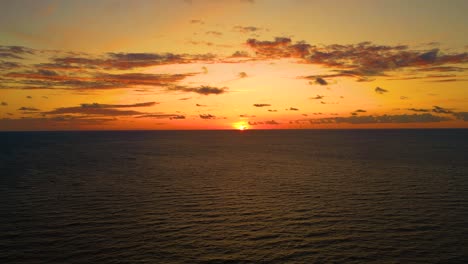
[{"x1": 0, "y1": 129, "x2": 467, "y2": 263}]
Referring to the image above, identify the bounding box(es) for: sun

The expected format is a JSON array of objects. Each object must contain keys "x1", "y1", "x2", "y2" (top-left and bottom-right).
[{"x1": 233, "y1": 122, "x2": 249, "y2": 131}]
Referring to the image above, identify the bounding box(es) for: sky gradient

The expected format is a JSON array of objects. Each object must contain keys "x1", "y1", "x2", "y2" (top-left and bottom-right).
[{"x1": 1, "y1": 0, "x2": 467, "y2": 130}]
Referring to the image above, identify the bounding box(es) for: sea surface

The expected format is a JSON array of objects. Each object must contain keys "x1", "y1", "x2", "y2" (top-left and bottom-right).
[{"x1": 1, "y1": 129, "x2": 467, "y2": 263}]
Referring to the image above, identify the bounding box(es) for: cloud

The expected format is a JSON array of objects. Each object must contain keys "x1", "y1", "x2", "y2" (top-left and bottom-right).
[
  {"x1": 352, "y1": 109, "x2": 367, "y2": 114},
  {"x1": 265, "y1": 120, "x2": 280, "y2": 125},
  {"x1": 190, "y1": 19, "x2": 204, "y2": 24},
  {"x1": 0, "y1": 45, "x2": 35, "y2": 60},
  {"x1": 400, "y1": 96, "x2": 408, "y2": 100},
  {"x1": 253, "y1": 103, "x2": 271, "y2": 107},
  {"x1": 238, "y1": 72, "x2": 248, "y2": 78},
  {"x1": 310, "y1": 114, "x2": 451, "y2": 124},
  {"x1": 231, "y1": 51, "x2": 250, "y2": 58},
  {"x1": 80, "y1": 102, "x2": 157, "y2": 108},
  {"x1": 4, "y1": 70, "x2": 196, "y2": 90},
  {"x1": 408, "y1": 108, "x2": 430, "y2": 112},
  {"x1": 0, "y1": 116, "x2": 115, "y2": 130},
  {"x1": 247, "y1": 38, "x2": 468, "y2": 79},
  {"x1": 179, "y1": 97, "x2": 192, "y2": 100},
  {"x1": 45, "y1": 106, "x2": 144, "y2": 116},
  {"x1": 453, "y1": 112, "x2": 468, "y2": 121},
  {"x1": 289, "y1": 107, "x2": 299, "y2": 111},
  {"x1": 248, "y1": 120, "x2": 280, "y2": 125},
  {"x1": 0, "y1": 61, "x2": 21, "y2": 70},
  {"x1": 136, "y1": 114, "x2": 185, "y2": 119},
  {"x1": 169, "y1": 85, "x2": 228, "y2": 95},
  {"x1": 26, "y1": 95, "x2": 32, "y2": 99},
  {"x1": 1, "y1": 102, "x2": 7, "y2": 106},
  {"x1": 200, "y1": 114, "x2": 216, "y2": 119},
  {"x1": 196, "y1": 103, "x2": 207, "y2": 107},
  {"x1": 432, "y1": 105, "x2": 453, "y2": 114},
  {"x1": 310, "y1": 95, "x2": 324, "y2": 100},
  {"x1": 206, "y1": 31, "x2": 223, "y2": 36},
  {"x1": 18, "y1": 107, "x2": 40, "y2": 111},
  {"x1": 375, "y1": 87, "x2": 388, "y2": 94},
  {"x1": 234, "y1": 26, "x2": 262, "y2": 33},
  {"x1": 268, "y1": 109, "x2": 277, "y2": 112},
  {"x1": 315, "y1": 77, "x2": 328, "y2": 85}
]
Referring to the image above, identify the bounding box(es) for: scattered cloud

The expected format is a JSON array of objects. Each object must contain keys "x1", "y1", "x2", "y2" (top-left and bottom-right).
[
  {"x1": 315, "y1": 77, "x2": 328, "y2": 85},
  {"x1": 169, "y1": 85, "x2": 228, "y2": 95},
  {"x1": 206, "y1": 31, "x2": 223, "y2": 36},
  {"x1": 408, "y1": 108, "x2": 430, "y2": 112},
  {"x1": 375, "y1": 87, "x2": 388, "y2": 94},
  {"x1": 45, "y1": 106, "x2": 144, "y2": 116},
  {"x1": 432, "y1": 105, "x2": 453, "y2": 114},
  {"x1": 310, "y1": 95, "x2": 324, "y2": 100},
  {"x1": 200, "y1": 114, "x2": 216, "y2": 119},
  {"x1": 190, "y1": 19, "x2": 204, "y2": 24},
  {"x1": 238, "y1": 72, "x2": 248, "y2": 78},
  {"x1": 309, "y1": 114, "x2": 451, "y2": 124},
  {"x1": 253, "y1": 103, "x2": 271, "y2": 107},
  {"x1": 80, "y1": 102, "x2": 157, "y2": 108},
  {"x1": 453, "y1": 112, "x2": 468, "y2": 121},
  {"x1": 136, "y1": 114, "x2": 185, "y2": 119},
  {"x1": 18, "y1": 107, "x2": 40, "y2": 111},
  {"x1": 234, "y1": 26, "x2": 262, "y2": 34}
]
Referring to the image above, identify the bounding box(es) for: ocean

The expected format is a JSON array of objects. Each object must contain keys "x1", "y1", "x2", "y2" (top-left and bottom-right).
[{"x1": 1, "y1": 129, "x2": 467, "y2": 263}]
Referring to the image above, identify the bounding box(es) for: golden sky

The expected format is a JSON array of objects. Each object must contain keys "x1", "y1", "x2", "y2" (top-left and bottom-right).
[{"x1": 1, "y1": 0, "x2": 467, "y2": 130}]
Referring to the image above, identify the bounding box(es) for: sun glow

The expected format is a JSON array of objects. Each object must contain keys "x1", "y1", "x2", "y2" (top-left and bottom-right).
[{"x1": 233, "y1": 122, "x2": 249, "y2": 131}]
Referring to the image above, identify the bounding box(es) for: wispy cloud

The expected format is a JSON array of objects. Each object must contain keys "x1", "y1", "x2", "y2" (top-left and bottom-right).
[{"x1": 253, "y1": 103, "x2": 271, "y2": 107}]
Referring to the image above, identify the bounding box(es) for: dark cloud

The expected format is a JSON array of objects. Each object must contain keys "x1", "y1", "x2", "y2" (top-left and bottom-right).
[
  {"x1": 239, "y1": 114, "x2": 256, "y2": 117},
  {"x1": 80, "y1": 102, "x2": 157, "y2": 108},
  {"x1": 179, "y1": 97, "x2": 191, "y2": 100},
  {"x1": 169, "y1": 85, "x2": 228, "y2": 95},
  {"x1": 315, "y1": 77, "x2": 328, "y2": 85},
  {"x1": 231, "y1": 51, "x2": 250, "y2": 58},
  {"x1": 310, "y1": 95, "x2": 324, "y2": 100},
  {"x1": 268, "y1": 109, "x2": 277, "y2": 112},
  {"x1": 400, "y1": 96, "x2": 408, "y2": 100},
  {"x1": 408, "y1": 108, "x2": 430, "y2": 112},
  {"x1": 247, "y1": 38, "x2": 468, "y2": 79},
  {"x1": 136, "y1": 114, "x2": 185, "y2": 119},
  {"x1": 4, "y1": 71, "x2": 195, "y2": 90},
  {"x1": 200, "y1": 114, "x2": 216, "y2": 119},
  {"x1": 289, "y1": 107, "x2": 299, "y2": 111},
  {"x1": 253, "y1": 103, "x2": 271, "y2": 107},
  {"x1": 26, "y1": 96, "x2": 32, "y2": 99},
  {"x1": 310, "y1": 114, "x2": 450, "y2": 124},
  {"x1": 18, "y1": 107, "x2": 40, "y2": 111},
  {"x1": 196, "y1": 103, "x2": 207, "y2": 107},
  {"x1": 1, "y1": 102, "x2": 7, "y2": 106},
  {"x1": 453, "y1": 112, "x2": 468, "y2": 121},
  {"x1": 265, "y1": 120, "x2": 280, "y2": 125},
  {"x1": 0, "y1": 61, "x2": 21, "y2": 70},
  {"x1": 432, "y1": 106, "x2": 453, "y2": 114},
  {"x1": 0, "y1": 45, "x2": 34, "y2": 60},
  {"x1": 238, "y1": 72, "x2": 248, "y2": 78},
  {"x1": 45, "y1": 106, "x2": 144, "y2": 116},
  {"x1": 375, "y1": 87, "x2": 388, "y2": 94},
  {"x1": 352, "y1": 109, "x2": 367, "y2": 114},
  {"x1": 0, "y1": 116, "x2": 115, "y2": 130}
]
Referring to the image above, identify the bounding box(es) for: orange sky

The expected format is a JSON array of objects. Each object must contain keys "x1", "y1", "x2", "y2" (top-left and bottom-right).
[{"x1": 0, "y1": 0, "x2": 467, "y2": 130}]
